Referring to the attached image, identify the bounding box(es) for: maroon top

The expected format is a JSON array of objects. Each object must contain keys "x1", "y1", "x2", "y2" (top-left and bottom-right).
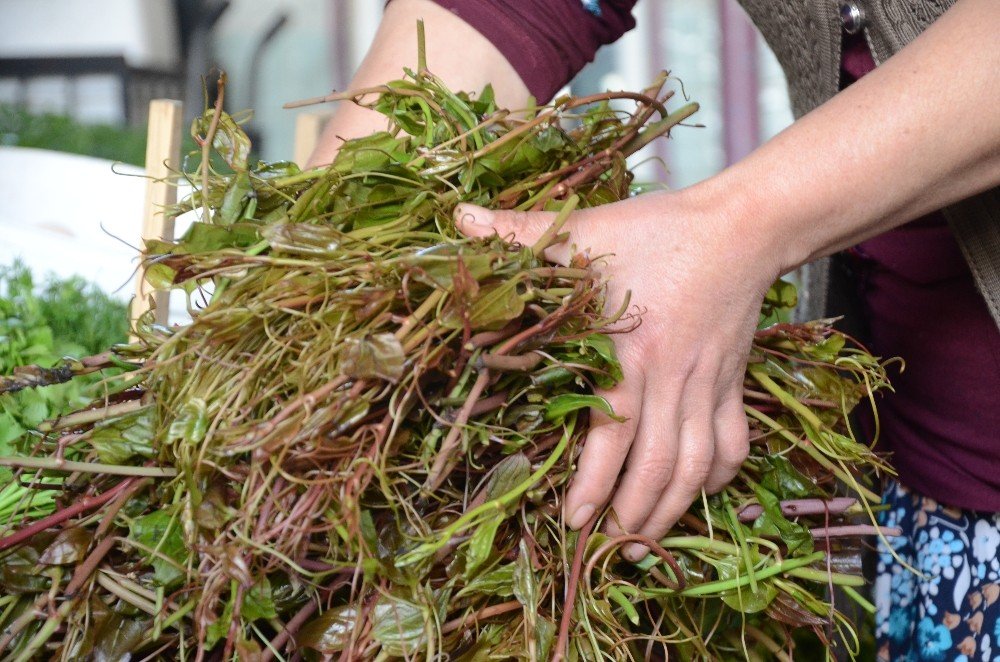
[
  {"x1": 429, "y1": 0, "x2": 638, "y2": 102},
  {"x1": 430, "y1": 1, "x2": 1000, "y2": 511}
]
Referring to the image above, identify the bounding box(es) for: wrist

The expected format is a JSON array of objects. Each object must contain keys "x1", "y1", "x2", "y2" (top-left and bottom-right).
[{"x1": 678, "y1": 171, "x2": 791, "y2": 290}]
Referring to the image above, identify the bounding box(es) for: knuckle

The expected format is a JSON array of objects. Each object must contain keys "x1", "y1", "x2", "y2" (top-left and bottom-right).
[
  {"x1": 675, "y1": 455, "x2": 713, "y2": 491},
  {"x1": 631, "y1": 456, "x2": 674, "y2": 489},
  {"x1": 715, "y1": 416, "x2": 750, "y2": 470}
]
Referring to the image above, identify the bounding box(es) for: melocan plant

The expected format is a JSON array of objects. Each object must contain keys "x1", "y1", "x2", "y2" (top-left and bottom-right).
[{"x1": 0, "y1": 38, "x2": 897, "y2": 661}]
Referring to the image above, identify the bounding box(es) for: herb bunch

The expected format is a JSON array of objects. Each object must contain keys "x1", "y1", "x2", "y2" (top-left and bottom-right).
[{"x1": 0, "y1": 52, "x2": 894, "y2": 661}]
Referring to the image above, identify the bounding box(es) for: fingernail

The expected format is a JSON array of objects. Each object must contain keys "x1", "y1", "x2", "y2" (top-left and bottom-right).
[
  {"x1": 624, "y1": 543, "x2": 649, "y2": 562},
  {"x1": 568, "y1": 503, "x2": 595, "y2": 529},
  {"x1": 455, "y1": 204, "x2": 494, "y2": 227}
]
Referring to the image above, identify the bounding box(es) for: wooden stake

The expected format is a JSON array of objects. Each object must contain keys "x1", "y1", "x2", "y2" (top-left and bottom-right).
[
  {"x1": 293, "y1": 112, "x2": 331, "y2": 167},
  {"x1": 132, "y1": 99, "x2": 183, "y2": 335}
]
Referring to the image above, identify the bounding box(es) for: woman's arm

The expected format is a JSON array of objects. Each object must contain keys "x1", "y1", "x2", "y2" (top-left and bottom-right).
[{"x1": 455, "y1": 0, "x2": 1000, "y2": 559}]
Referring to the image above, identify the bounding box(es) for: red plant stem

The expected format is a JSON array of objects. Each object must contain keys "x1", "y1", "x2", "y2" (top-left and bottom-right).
[
  {"x1": 440, "y1": 600, "x2": 522, "y2": 635},
  {"x1": 65, "y1": 535, "x2": 117, "y2": 596},
  {"x1": 553, "y1": 516, "x2": 597, "y2": 662},
  {"x1": 584, "y1": 534, "x2": 686, "y2": 592},
  {"x1": 737, "y1": 497, "x2": 857, "y2": 523},
  {"x1": 261, "y1": 598, "x2": 318, "y2": 662},
  {"x1": 810, "y1": 525, "x2": 902, "y2": 539},
  {"x1": 426, "y1": 368, "x2": 491, "y2": 490},
  {"x1": 467, "y1": 392, "x2": 508, "y2": 417},
  {"x1": 0, "y1": 479, "x2": 134, "y2": 552}
]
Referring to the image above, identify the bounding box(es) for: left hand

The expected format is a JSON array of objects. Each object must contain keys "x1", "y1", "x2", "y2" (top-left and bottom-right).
[{"x1": 455, "y1": 188, "x2": 780, "y2": 559}]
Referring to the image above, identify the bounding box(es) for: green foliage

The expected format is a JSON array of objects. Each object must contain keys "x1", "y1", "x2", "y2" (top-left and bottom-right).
[
  {"x1": 0, "y1": 261, "x2": 127, "y2": 447},
  {"x1": 0, "y1": 104, "x2": 148, "y2": 165}
]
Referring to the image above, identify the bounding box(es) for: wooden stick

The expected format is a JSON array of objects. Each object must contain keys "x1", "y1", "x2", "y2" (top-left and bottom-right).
[
  {"x1": 293, "y1": 112, "x2": 331, "y2": 167},
  {"x1": 132, "y1": 99, "x2": 183, "y2": 336}
]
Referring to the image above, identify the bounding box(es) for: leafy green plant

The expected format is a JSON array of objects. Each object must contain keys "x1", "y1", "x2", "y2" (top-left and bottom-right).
[
  {"x1": 0, "y1": 261, "x2": 127, "y2": 447},
  {"x1": 0, "y1": 53, "x2": 895, "y2": 659},
  {"x1": 0, "y1": 105, "x2": 148, "y2": 165}
]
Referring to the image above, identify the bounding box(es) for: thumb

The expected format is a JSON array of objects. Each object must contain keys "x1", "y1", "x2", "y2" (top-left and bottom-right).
[{"x1": 454, "y1": 204, "x2": 571, "y2": 264}]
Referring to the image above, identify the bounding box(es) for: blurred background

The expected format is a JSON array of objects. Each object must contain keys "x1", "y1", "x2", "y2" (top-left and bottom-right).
[{"x1": 0, "y1": 0, "x2": 794, "y2": 302}]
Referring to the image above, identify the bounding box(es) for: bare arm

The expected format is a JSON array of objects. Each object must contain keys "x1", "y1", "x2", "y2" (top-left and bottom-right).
[
  {"x1": 307, "y1": 0, "x2": 529, "y2": 167},
  {"x1": 455, "y1": 0, "x2": 1000, "y2": 558}
]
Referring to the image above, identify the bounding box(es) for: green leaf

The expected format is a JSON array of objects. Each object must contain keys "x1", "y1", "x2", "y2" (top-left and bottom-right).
[
  {"x1": 512, "y1": 539, "x2": 537, "y2": 610},
  {"x1": 263, "y1": 223, "x2": 343, "y2": 257},
  {"x1": 128, "y1": 509, "x2": 187, "y2": 587},
  {"x1": 88, "y1": 408, "x2": 155, "y2": 464},
  {"x1": 535, "y1": 616, "x2": 557, "y2": 660},
  {"x1": 456, "y1": 563, "x2": 515, "y2": 599},
  {"x1": 544, "y1": 394, "x2": 625, "y2": 423},
  {"x1": 241, "y1": 576, "x2": 278, "y2": 621},
  {"x1": 178, "y1": 222, "x2": 262, "y2": 253},
  {"x1": 39, "y1": 527, "x2": 93, "y2": 565},
  {"x1": 341, "y1": 333, "x2": 405, "y2": 382},
  {"x1": 205, "y1": 593, "x2": 235, "y2": 649},
  {"x1": 749, "y1": 485, "x2": 813, "y2": 556},
  {"x1": 332, "y1": 132, "x2": 400, "y2": 173},
  {"x1": 581, "y1": 333, "x2": 624, "y2": 387},
  {"x1": 483, "y1": 453, "x2": 531, "y2": 502},
  {"x1": 91, "y1": 614, "x2": 151, "y2": 662},
  {"x1": 441, "y1": 278, "x2": 525, "y2": 331},
  {"x1": 166, "y1": 398, "x2": 209, "y2": 445},
  {"x1": 465, "y1": 517, "x2": 502, "y2": 577},
  {"x1": 760, "y1": 455, "x2": 824, "y2": 499},
  {"x1": 716, "y1": 556, "x2": 778, "y2": 614},
  {"x1": 370, "y1": 595, "x2": 427, "y2": 656},
  {"x1": 607, "y1": 585, "x2": 640, "y2": 625},
  {"x1": 219, "y1": 171, "x2": 252, "y2": 225},
  {"x1": 194, "y1": 109, "x2": 251, "y2": 171},
  {"x1": 299, "y1": 605, "x2": 356, "y2": 653},
  {"x1": 0, "y1": 545, "x2": 50, "y2": 592},
  {"x1": 406, "y1": 244, "x2": 498, "y2": 290}
]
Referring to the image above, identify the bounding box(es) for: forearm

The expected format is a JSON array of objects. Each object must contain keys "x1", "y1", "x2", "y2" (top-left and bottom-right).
[
  {"x1": 308, "y1": 0, "x2": 529, "y2": 167},
  {"x1": 703, "y1": 0, "x2": 1000, "y2": 274}
]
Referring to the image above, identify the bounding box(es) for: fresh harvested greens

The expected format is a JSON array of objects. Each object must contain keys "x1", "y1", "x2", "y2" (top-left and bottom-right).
[{"x1": 0, "y1": 55, "x2": 896, "y2": 660}]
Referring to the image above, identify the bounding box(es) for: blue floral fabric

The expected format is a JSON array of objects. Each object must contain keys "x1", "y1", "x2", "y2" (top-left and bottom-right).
[{"x1": 876, "y1": 480, "x2": 1000, "y2": 661}]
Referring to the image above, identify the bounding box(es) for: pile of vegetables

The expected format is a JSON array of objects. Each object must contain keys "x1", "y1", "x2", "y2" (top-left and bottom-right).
[{"x1": 0, "y1": 48, "x2": 896, "y2": 660}]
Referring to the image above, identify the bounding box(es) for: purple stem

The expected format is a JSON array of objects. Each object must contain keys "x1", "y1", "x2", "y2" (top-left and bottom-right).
[
  {"x1": 811, "y1": 524, "x2": 902, "y2": 539},
  {"x1": 738, "y1": 497, "x2": 857, "y2": 523}
]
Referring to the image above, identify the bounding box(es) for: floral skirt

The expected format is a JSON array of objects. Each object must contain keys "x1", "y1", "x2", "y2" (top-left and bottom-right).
[{"x1": 876, "y1": 480, "x2": 1000, "y2": 661}]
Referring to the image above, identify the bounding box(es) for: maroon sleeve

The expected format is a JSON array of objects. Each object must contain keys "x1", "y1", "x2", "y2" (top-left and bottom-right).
[{"x1": 428, "y1": 0, "x2": 638, "y2": 102}]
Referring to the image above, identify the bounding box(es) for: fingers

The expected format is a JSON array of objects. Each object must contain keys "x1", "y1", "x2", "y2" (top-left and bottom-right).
[
  {"x1": 620, "y1": 370, "x2": 716, "y2": 560},
  {"x1": 565, "y1": 372, "x2": 645, "y2": 530},
  {"x1": 704, "y1": 387, "x2": 749, "y2": 494},
  {"x1": 453, "y1": 204, "x2": 575, "y2": 265}
]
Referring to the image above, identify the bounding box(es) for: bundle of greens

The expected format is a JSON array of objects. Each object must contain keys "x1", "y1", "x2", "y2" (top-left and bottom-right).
[{"x1": 0, "y1": 52, "x2": 895, "y2": 661}]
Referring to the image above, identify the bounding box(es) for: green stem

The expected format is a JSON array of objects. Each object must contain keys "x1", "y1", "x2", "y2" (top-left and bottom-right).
[
  {"x1": 842, "y1": 585, "x2": 877, "y2": 613},
  {"x1": 10, "y1": 599, "x2": 72, "y2": 662},
  {"x1": 0, "y1": 456, "x2": 176, "y2": 478},
  {"x1": 743, "y1": 405, "x2": 880, "y2": 503},
  {"x1": 398, "y1": 419, "x2": 575, "y2": 566},
  {"x1": 37, "y1": 399, "x2": 146, "y2": 432},
  {"x1": 749, "y1": 367, "x2": 826, "y2": 432},
  {"x1": 531, "y1": 194, "x2": 579, "y2": 258},
  {"x1": 786, "y1": 566, "x2": 866, "y2": 587},
  {"x1": 679, "y1": 552, "x2": 825, "y2": 597}
]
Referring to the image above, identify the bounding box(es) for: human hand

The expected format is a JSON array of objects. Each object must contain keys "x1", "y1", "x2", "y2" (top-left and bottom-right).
[{"x1": 455, "y1": 189, "x2": 781, "y2": 559}]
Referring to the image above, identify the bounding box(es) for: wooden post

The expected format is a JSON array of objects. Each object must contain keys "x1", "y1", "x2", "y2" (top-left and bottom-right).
[
  {"x1": 132, "y1": 99, "x2": 183, "y2": 334},
  {"x1": 293, "y1": 112, "x2": 331, "y2": 167}
]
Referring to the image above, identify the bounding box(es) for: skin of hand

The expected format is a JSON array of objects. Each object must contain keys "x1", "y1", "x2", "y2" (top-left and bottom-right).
[
  {"x1": 312, "y1": 0, "x2": 1000, "y2": 560},
  {"x1": 456, "y1": 190, "x2": 768, "y2": 560}
]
